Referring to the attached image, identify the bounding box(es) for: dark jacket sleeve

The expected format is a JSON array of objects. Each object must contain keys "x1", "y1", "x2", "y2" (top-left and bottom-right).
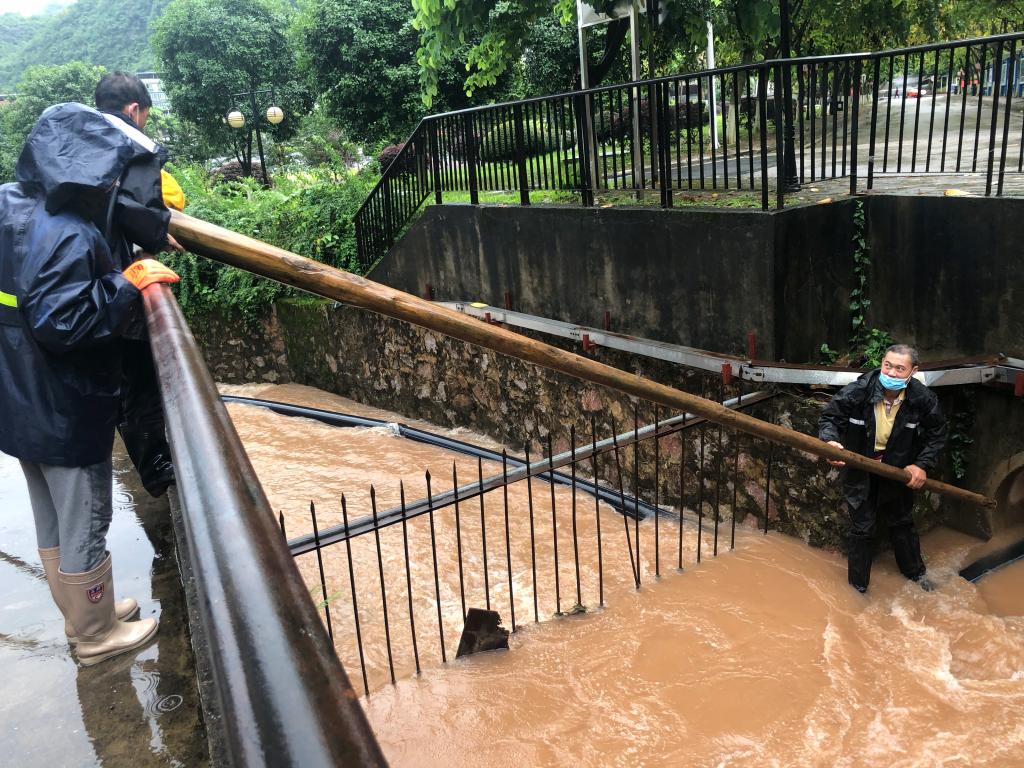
[
  {"x1": 21, "y1": 227, "x2": 140, "y2": 353},
  {"x1": 116, "y1": 156, "x2": 170, "y2": 254},
  {"x1": 818, "y1": 382, "x2": 859, "y2": 443},
  {"x1": 911, "y1": 393, "x2": 947, "y2": 472}
]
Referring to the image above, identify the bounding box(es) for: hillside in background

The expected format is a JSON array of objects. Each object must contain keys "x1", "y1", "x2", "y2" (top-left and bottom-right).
[{"x1": 0, "y1": 0, "x2": 170, "y2": 88}]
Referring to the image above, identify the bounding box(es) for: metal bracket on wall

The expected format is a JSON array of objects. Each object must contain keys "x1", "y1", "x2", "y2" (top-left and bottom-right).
[{"x1": 441, "y1": 302, "x2": 1021, "y2": 390}]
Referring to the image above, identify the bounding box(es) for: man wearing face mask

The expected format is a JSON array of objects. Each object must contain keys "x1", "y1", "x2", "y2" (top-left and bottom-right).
[{"x1": 818, "y1": 344, "x2": 947, "y2": 594}]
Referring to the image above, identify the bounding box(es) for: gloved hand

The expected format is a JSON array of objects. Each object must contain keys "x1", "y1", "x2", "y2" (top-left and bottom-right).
[{"x1": 123, "y1": 258, "x2": 180, "y2": 291}]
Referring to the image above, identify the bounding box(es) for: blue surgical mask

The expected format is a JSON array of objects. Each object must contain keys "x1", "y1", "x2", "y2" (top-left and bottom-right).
[{"x1": 879, "y1": 372, "x2": 909, "y2": 391}]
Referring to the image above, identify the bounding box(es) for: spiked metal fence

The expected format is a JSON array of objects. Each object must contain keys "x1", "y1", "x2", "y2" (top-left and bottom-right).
[{"x1": 274, "y1": 385, "x2": 781, "y2": 695}]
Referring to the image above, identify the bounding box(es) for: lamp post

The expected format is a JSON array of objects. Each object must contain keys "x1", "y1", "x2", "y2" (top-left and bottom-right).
[
  {"x1": 226, "y1": 88, "x2": 284, "y2": 185},
  {"x1": 779, "y1": 0, "x2": 799, "y2": 192}
]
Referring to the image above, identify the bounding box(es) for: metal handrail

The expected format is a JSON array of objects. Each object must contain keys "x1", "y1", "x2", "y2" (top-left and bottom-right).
[
  {"x1": 142, "y1": 283, "x2": 388, "y2": 767},
  {"x1": 355, "y1": 30, "x2": 1024, "y2": 267}
]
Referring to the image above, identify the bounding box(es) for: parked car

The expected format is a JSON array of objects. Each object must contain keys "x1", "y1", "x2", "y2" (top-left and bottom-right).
[{"x1": 883, "y1": 75, "x2": 932, "y2": 99}]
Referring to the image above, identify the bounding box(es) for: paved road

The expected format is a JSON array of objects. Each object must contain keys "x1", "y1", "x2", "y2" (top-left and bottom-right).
[{"x1": 588, "y1": 92, "x2": 1024, "y2": 194}]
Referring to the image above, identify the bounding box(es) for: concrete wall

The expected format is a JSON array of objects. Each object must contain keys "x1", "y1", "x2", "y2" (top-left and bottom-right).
[
  {"x1": 865, "y1": 196, "x2": 1024, "y2": 360},
  {"x1": 773, "y1": 199, "x2": 858, "y2": 360},
  {"x1": 372, "y1": 196, "x2": 1024, "y2": 362},
  {"x1": 372, "y1": 205, "x2": 779, "y2": 358}
]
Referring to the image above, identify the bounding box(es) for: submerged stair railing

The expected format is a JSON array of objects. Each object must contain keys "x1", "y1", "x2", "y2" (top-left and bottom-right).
[
  {"x1": 275, "y1": 387, "x2": 779, "y2": 695},
  {"x1": 355, "y1": 31, "x2": 1024, "y2": 269},
  {"x1": 142, "y1": 284, "x2": 388, "y2": 766}
]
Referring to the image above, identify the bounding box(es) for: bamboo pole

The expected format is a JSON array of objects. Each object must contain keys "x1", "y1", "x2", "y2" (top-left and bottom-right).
[{"x1": 169, "y1": 210, "x2": 996, "y2": 510}]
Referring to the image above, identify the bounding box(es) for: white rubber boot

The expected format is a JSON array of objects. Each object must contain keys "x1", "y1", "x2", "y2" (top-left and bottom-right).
[
  {"x1": 39, "y1": 547, "x2": 139, "y2": 643},
  {"x1": 59, "y1": 554, "x2": 157, "y2": 666}
]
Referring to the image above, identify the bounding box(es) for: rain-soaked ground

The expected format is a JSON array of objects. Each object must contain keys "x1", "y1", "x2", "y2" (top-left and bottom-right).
[{"x1": 0, "y1": 448, "x2": 207, "y2": 767}]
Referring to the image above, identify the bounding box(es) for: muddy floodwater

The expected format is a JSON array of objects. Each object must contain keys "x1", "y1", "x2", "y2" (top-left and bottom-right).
[{"x1": 228, "y1": 383, "x2": 1024, "y2": 768}]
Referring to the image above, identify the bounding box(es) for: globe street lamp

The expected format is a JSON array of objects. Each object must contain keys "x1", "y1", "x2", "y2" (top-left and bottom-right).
[{"x1": 225, "y1": 88, "x2": 284, "y2": 184}]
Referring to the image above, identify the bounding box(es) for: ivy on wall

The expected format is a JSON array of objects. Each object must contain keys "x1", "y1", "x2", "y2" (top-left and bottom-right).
[
  {"x1": 947, "y1": 391, "x2": 976, "y2": 481},
  {"x1": 820, "y1": 199, "x2": 892, "y2": 368}
]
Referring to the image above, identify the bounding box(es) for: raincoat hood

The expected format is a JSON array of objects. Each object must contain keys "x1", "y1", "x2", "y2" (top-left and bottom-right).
[{"x1": 15, "y1": 102, "x2": 156, "y2": 215}]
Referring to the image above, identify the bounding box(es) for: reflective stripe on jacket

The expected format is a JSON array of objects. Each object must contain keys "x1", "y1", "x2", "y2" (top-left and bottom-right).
[{"x1": 0, "y1": 106, "x2": 144, "y2": 466}]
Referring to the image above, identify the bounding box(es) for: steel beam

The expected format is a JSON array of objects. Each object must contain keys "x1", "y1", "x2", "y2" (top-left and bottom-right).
[{"x1": 441, "y1": 302, "x2": 1021, "y2": 390}]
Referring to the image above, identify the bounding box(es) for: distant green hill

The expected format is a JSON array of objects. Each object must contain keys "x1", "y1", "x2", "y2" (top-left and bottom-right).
[
  {"x1": 0, "y1": 0, "x2": 171, "y2": 89},
  {"x1": 0, "y1": 14, "x2": 48, "y2": 57}
]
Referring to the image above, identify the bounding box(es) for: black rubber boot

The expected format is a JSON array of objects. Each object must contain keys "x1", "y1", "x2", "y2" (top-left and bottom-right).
[
  {"x1": 890, "y1": 523, "x2": 926, "y2": 581},
  {"x1": 119, "y1": 419, "x2": 175, "y2": 498},
  {"x1": 847, "y1": 533, "x2": 874, "y2": 593}
]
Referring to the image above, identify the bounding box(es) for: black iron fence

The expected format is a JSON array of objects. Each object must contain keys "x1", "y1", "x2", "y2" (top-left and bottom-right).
[
  {"x1": 355, "y1": 31, "x2": 1024, "y2": 269},
  {"x1": 280, "y1": 386, "x2": 780, "y2": 695}
]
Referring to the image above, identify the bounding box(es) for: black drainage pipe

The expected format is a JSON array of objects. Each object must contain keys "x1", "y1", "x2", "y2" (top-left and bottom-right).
[
  {"x1": 221, "y1": 395, "x2": 662, "y2": 520},
  {"x1": 959, "y1": 539, "x2": 1024, "y2": 582}
]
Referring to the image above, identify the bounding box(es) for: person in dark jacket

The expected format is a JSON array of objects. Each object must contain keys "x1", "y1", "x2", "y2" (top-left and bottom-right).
[
  {"x1": 94, "y1": 72, "x2": 181, "y2": 498},
  {"x1": 0, "y1": 102, "x2": 179, "y2": 666},
  {"x1": 818, "y1": 344, "x2": 947, "y2": 593}
]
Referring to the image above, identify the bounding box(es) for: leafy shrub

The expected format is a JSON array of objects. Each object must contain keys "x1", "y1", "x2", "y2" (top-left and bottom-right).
[
  {"x1": 283, "y1": 108, "x2": 360, "y2": 169},
  {"x1": 377, "y1": 142, "x2": 407, "y2": 170},
  {"x1": 210, "y1": 159, "x2": 265, "y2": 184},
  {"x1": 164, "y1": 162, "x2": 379, "y2": 323},
  {"x1": 859, "y1": 328, "x2": 894, "y2": 369},
  {"x1": 477, "y1": 117, "x2": 554, "y2": 162}
]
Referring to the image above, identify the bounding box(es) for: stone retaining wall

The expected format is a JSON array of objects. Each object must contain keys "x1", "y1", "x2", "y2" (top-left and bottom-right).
[{"x1": 196, "y1": 299, "x2": 962, "y2": 551}]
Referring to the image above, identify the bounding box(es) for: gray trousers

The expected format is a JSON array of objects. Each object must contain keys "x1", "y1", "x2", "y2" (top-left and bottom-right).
[{"x1": 19, "y1": 458, "x2": 113, "y2": 573}]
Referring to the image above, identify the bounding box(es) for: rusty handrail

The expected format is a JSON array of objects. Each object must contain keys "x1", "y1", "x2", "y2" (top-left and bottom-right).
[{"x1": 142, "y1": 283, "x2": 388, "y2": 767}]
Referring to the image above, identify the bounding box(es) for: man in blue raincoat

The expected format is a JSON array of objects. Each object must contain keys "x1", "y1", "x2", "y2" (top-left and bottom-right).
[{"x1": 0, "y1": 103, "x2": 179, "y2": 666}]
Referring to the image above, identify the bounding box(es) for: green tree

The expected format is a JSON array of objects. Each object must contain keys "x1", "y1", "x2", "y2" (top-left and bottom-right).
[
  {"x1": 0, "y1": 12, "x2": 48, "y2": 87},
  {"x1": 411, "y1": 0, "x2": 716, "y2": 104},
  {"x1": 514, "y1": 14, "x2": 586, "y2": 97},
  {"x1": 152, "y1": 0, "x2": 312, "y2": 155},
  {"x1": 0, "y1": 61, "x2": 105, "y2": 183},
  {"x1": 296, "y1": 0, "x2": 511, "y2": 145},
  {"x1": 146, "y1": 107, "x2": 223, "y2": 165},
  {"x1": 413, "y1": 0, "x2": 577, "y2": 105},
  {"x1": 928, "y1": 0, "x2": 1023, "y2": 41},
  {"x1": 411, "y1": 0, "x2": 1003, "y2": 106}
]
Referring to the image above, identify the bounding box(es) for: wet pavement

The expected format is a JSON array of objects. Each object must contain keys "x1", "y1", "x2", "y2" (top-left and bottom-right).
[{"x1": 0, "y1": 449, "x2": 207, "y2": 767}]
